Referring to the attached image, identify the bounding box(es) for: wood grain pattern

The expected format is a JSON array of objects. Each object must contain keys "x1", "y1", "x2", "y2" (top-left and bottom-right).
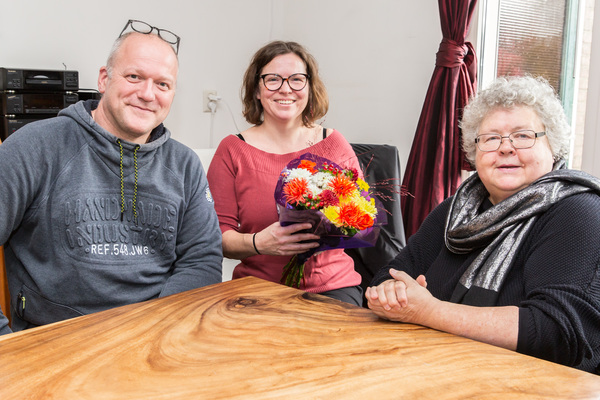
[{"x1": 0, "y1": 276, "x2": 599, "y2": 399}]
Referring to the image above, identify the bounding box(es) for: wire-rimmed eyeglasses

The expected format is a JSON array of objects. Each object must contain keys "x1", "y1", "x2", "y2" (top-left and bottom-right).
[
  {"x1": 259, "y1": 73, "x2": 310, "y2": 91},
  {"x1": 119, "y1": 19, "x2": 180, "y2": 54},
  {"x1": 475, "y1": 130, "x2": 546, "y2": 152}
]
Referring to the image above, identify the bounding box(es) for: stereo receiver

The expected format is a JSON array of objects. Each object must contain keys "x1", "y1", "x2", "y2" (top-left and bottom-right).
[
  {"x1": 0, "y1": 116, "x2": 55, "y2": 141},
  {"x1": 0, "y1": 68, "x2": 79, "y2": 91},
  {"x1": 1, "y1": 93, "x2": 79, "y2": 115}
]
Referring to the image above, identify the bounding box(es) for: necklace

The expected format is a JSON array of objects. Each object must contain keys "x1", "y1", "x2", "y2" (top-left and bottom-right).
[{"x1": 306, "y1": 126, "x2": 320, "y2": 147}]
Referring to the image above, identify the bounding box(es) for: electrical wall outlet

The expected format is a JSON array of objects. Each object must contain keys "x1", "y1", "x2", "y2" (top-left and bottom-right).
[{"x1": 203, "y1": 90, "x2": 217, "y2": 112}]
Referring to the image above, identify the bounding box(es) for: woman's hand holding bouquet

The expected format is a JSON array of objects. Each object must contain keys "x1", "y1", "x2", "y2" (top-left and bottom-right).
[{"x1": 253, "y1": 221, "x2": 319, "y2": 256}]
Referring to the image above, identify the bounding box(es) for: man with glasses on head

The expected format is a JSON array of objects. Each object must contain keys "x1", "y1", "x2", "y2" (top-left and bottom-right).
[{"x1": 0, "y1": 20, "x2": 222, "y2": 335}]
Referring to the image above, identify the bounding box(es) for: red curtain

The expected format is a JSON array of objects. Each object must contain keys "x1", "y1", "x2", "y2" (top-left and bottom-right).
[{"x1": 401, "y1": 0, "x2": 478, "y2": 238}]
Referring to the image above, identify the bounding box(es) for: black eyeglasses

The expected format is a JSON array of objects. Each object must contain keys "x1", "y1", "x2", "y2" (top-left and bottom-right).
[
  {"x1": 119, "y1": 19, "x2": 180, "y2": 54},
  {"x1": 475, "y1": 130, "x2": 546, "y2": 152},
  {"x1": 259, "y1": 73, "x2": 310, "y2": 91}
]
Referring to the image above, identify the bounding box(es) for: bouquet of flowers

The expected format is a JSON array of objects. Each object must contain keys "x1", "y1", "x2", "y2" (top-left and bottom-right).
[{"x1": 275, "y1": 153, "x2": 384, "y2": 288}]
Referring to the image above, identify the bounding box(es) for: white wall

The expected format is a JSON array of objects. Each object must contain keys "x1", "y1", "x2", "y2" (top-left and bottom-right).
[
  {"x1": 582, "y1": 0, "x2": 600, "y2": 176},
  {"x1": 1, "y1": 0, "x2": 441, "y2": 172}
]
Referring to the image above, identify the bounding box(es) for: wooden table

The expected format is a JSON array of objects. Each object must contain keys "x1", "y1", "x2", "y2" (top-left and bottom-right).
[{"x1": 0, "y1": 277, "x2": 599, "y2": 399}]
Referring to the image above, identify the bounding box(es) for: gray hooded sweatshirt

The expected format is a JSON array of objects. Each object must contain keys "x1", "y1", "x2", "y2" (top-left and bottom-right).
[{"x1": 0, "y1": 100, "x2": 223, "y2": 334}]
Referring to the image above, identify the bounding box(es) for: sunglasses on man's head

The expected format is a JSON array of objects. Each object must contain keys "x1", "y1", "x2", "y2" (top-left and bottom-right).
[{"x1": 119, "y1": 19, "x2": 180, "y2": 54}]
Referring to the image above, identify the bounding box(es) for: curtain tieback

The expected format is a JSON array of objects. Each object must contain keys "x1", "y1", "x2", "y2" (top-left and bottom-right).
[{"x1": 436, "y1": 38, "x2": 469, "y2": 68}]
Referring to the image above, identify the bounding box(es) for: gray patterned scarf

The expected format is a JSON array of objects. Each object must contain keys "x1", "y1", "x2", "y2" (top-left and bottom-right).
[{"x1": 445, "y1": 160, "x2": 600, "y2": 306}]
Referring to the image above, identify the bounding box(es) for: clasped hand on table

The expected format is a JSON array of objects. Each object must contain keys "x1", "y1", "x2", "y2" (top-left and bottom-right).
[{"x1": 366, "y1": 269, "x2": 439, "y2": 325}]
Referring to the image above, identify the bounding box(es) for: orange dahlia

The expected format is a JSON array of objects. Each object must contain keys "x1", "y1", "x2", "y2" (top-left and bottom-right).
[
  {"x1": 284, "y1": 178, "x2": 309, "y2": 205},
  {"x1": 336, "y1": 202, "x2": 369, "y2": 230},
  {"x1": 297, "y1": 160, "x2": 317, "y2": 173},
  {"x1": 329, "y1": 174, "x2": 356, "y2": 198},
  {"x1": 354, "y1": 212, "x2": 374, "y2": 230}
]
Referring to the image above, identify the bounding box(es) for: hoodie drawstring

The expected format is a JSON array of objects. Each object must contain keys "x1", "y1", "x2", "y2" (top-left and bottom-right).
[
  {"x1": 132, "y1": 145, "x2": 139, "y2": 220},
  {"x1": 117, "y1": 139, "x2": 140, "y2": 222}
]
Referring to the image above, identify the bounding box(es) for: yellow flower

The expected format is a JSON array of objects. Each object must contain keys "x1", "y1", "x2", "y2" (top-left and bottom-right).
[
  {"x1": 321, "y1": 205, "x2": 341, "y2": 227},
  {"x1": 349, "y1": 193, "x2": 378, "y2": 217},
  {"x1": 357, "y1": 178, "x2": 370, "y2": 192}
]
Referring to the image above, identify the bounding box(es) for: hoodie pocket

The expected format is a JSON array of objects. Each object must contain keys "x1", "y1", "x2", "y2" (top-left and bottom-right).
[{"x1": 15, "y1": 284, "x2": 84, "y2": 327}]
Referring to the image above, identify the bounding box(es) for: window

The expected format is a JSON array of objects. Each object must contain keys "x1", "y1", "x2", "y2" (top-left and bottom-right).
[
  {"x1": 497, "y1": 0, "x2": 567, "y2": 94},
  {"x1": 477, "y1": 0, "x2": 593, "y2": 168}
]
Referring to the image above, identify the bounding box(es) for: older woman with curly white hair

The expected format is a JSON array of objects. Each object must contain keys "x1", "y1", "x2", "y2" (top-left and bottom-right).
[{"x1": 366, "y1": 75, "x2": 600, "y2": 374}]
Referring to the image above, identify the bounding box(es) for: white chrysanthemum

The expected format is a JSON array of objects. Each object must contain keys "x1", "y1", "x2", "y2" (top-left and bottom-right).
[
  {"x1": 307, "y1": 182, "x2": 321, "y2": 195},
  {"x1": 307, "y1": 172, "x2": 333, "y2": 196},
  {"x1": 313, "y1": 172, "x2": 333, "y2": 188},
  {"x1": 285, "y1": 168, "x2": 312, "y2": 182}
]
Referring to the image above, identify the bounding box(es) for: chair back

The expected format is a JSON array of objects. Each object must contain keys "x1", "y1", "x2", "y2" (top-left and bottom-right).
[
  {"x1": 0, "y1": 246, "x2": 10, "y2": 325},
  {"x1": 346, "y1": 143, "x2": 406, "y2": 306}
]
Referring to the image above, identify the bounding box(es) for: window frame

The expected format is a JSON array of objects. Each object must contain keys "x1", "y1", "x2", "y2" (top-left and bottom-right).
[{"x1": 476, "y1": 0, "x2": 583, "y2": 167}]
